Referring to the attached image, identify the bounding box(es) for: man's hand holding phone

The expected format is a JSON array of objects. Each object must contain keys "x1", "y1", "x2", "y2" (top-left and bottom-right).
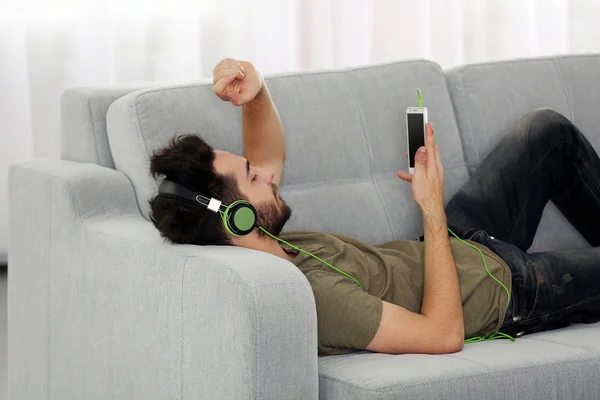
[
  {"x1": 399, "y1": 120, "x2": 463, "y2": 344},
  {"x1": 397, "y1": 122, "x2": 445, "y2": 218}
]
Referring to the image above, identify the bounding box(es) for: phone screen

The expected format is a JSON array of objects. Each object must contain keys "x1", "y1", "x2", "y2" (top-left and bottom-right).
[{"x1": 407, "y1": 113, "x2": 425, "y2": 168}]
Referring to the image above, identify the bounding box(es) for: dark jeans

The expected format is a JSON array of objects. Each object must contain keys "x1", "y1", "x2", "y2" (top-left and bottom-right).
[{"x1": 445, "y1": 109, "x2": 600, "y2": 338}]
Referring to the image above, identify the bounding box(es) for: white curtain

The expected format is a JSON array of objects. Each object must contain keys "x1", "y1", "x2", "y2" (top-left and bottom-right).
[{"x1": 2, "y1": 0, "x2": 600, "y2": 263}]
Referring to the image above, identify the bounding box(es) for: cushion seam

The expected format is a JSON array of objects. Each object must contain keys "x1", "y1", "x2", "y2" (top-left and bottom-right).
[
  {"x1": 341, "y1": 82, "x2": 395, "y2": 239},
  {"x1": 552, "y1": 59, "x2": 575, "y2": 124},
  {"x1": 131, "y1": 95, "x2": 155, "y2": 209},
  {"x1": 458, "y1": 68, "x2": 480, "y2": 176},
  {"x1": 85, "y1": 96, "x2": 103, "y2": 166},
  {"x1": 439, "y1": 65, "x2": 469, "y2": 174},
  {"x1": 527, "y1": 337, "x2": 600, "y2": 352}
]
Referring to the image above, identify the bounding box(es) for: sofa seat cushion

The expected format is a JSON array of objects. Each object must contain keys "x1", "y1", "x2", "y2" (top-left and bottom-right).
[{"x1": 318, "y1": 322, "x2": 600, "y2": 400}]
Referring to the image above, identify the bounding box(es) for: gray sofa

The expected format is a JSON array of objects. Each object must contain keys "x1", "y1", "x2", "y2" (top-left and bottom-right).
[{"x1": 8, "y1": 54, "x2": 600, "y2": 400}]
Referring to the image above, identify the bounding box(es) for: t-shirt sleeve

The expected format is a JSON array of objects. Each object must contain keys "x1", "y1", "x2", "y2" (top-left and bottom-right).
[{"x1": 305, "y1": 270, "x2": 383, "y2": 356}]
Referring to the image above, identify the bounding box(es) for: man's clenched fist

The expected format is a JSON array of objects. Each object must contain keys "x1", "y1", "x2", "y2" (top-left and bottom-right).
[{"x1": 212, "y1": 58, "x2": 263, "y2": 106}]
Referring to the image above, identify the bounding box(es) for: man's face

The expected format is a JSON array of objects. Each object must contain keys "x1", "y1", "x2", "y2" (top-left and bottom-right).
[{"x1": 213, "y1": 151, "x2": 292, "y2": 236}]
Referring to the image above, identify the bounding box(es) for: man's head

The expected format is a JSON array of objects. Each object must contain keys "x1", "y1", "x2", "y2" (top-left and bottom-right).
[{"x1": 149, "y1": 134, "x2": 292, "y2": 246}]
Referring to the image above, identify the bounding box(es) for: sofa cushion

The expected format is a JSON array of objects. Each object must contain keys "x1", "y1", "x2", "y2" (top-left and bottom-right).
[
  {"x1": 61, "y1": 85, "x2": 155, "y2": 168},
  {"x1": 106, "y1": 60, "x2": 469, "y2": 244},
  {"x1": 445, "y1": 54, "x2": 600, "y2": 252},
  {"x1": 318, "y1": 322, "x2": 600, "y2": 400}
]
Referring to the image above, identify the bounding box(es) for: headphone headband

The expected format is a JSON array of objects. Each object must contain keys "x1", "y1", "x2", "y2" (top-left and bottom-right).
[
  {"x1": 157, "y1": 178, "x2": 257, "y2": 236},
  {"x1": 158, "y1": 179, "x2": 221, "y2": 211}
]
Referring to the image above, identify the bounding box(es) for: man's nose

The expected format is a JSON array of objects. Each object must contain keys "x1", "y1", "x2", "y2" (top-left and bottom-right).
[
  {"x1": 257, "y1": 167, "x2": 274, "y2": 185},
  {"x1": 265, "y1": 170, "x2": 274, "y2": 185}
]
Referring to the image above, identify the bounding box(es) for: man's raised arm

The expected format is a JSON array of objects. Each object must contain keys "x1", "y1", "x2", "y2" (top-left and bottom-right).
[{"x1": 212, "y1": 58, "x2": 286, "y2": 186}]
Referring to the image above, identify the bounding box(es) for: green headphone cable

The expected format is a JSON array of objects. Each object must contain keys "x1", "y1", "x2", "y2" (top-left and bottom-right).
[
  {"x1": 261, "y1": 224, "x2": 515, "y2": 343},
  {"x1": 259, "y1": 226, "x2": 364, "y2": 289},
  {"x1": 447, "y1": 227, "x2": 515, "y2": 343},
  {"x1": 416, "y1": 88, "x2": 515, "y2": 343}
]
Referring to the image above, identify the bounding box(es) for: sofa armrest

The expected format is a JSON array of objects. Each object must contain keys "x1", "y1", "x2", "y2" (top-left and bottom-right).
[{"x1": 8, "y1": 159, "x2": 319, "y2": 400}]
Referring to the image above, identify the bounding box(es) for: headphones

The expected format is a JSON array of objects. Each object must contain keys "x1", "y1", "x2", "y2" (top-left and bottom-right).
[
  {"x1": 157, "y1": 179, "x2": 258, "y2": 237},
  {"x1": 155, "y1": 177, "x2": 365, "y2": 289}
]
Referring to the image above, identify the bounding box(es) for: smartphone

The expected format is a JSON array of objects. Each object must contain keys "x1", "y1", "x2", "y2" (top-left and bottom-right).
[{"x1": 406, "y1": 107, "x2": 428, "y2": 174}]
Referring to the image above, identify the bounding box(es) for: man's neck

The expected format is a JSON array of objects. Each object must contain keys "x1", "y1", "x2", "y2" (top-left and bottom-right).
[
  {"x1": 262, "y1": 240, "x2": 296, "y2": 263},
  {"x1": 236, "y1": 235, "x2": 296, "y2": 263}
]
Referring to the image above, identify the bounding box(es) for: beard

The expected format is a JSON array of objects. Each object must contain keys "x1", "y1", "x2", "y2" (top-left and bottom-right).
[{"x1": 255, "y1": 195, "x2": 292, "y2": 237}]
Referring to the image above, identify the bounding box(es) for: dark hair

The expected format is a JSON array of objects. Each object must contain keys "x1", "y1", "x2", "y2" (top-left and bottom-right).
[{"x1": 148, "y1": 134, "x2": 245, "y2": 245}]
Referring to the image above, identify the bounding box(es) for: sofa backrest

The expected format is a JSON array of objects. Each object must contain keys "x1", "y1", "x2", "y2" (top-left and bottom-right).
[
  {"x1": 60, "y1": 84, "x2": 164, "y2": 168},
  {"x1": 445, "y1": 54, "x2": 600, "y2": 251},
  {"x1": 446, "y1": 54, "x2": 600, "y2": 175},
  {"x1": 106, "y1": 60, "x2": 470, "y2": 244}
]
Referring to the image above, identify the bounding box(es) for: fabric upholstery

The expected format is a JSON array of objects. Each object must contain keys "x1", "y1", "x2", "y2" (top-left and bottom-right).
[
  {"x1": 318, "y1": 323, "x2": 600, "y2": 400},
  {"x1": 446, "y1": 54, "x2": 600, "y2": 252},
  {"x1": 61, "y1": 85, "x2": 160, "y2": 168},
  {"x1": 106, "y1": 60, "x2": 469, "y2": 245},
  {"x1": 8, "y1": 159, "x2": 318, "y2": 400}
]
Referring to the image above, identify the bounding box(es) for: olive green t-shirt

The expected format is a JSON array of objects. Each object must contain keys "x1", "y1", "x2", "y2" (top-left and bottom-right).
[{"x1": 278, "y1": 231, "x2": 512, "y2": 356}]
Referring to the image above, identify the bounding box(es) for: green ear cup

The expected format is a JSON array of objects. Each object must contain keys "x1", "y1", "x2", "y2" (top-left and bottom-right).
[
  {"x1": 233, "y1": 206, "x2": 256, "y2": 231},
  {"x1": 222, "y1": 200, "x2": 257, "y2": 236}
]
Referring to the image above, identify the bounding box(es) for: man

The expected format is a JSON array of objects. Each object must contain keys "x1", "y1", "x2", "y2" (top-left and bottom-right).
[{"x1": 149, "y1": 58, "x2": 600, "y2": 356}]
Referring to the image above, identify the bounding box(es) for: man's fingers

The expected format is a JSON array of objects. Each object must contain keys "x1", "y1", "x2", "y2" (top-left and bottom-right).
[
  {"x1": 397, "y1": 171, "x2": 413, "y2": 182},
  {"x1": 425, "y1": 122, "x2": 437, "y2": 169},
  {"x1": 213, "y1": 67, "x2": 245, "y2": 84},
  {"x1": 213, "y1": 75, "x2": 237, "y2": 99},
  {"x1": 213, "y1": 58, "x2": 237, "y2": 74},
  {"x1": 236, "y1": 60, "x2": 245, "y2": 72},
  {"x1": 425, "y1": 122, "x2": 435, "y2": 149},
  {"x1": 414, "y1": 147, "x2": 427, "y2": 164},
  {"x1": 435, "y1": 144, "x2": 444, "y2": 172},
  {"x1": 230, "y1": 92, "x2": 242, "y2": 106}
]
